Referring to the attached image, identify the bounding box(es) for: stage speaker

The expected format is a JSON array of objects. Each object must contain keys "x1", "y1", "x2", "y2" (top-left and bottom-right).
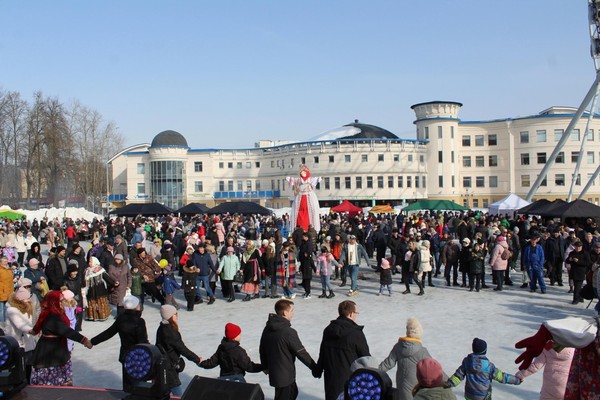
[{"x1": 181, "y1": 376, "x2": 264, "y2": 400}]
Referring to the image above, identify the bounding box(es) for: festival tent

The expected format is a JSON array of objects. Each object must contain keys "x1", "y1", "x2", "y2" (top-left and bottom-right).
[
  {"x1": 330, "y1": 200, "x2": 363, "y2": 215},
  {"x1": 488, "y1": 193, "x2": 531, "y2": 216},
  {"x1": 176, "y1": 203, "x2": 210, "y2": 215},
  {"x1": 206, "y1": 201, "x2": 272, "y2": 215},
  {"x1": 539, "y1": 199, "x2": 600, "y2": 219},
  {"x1": 403, "y1": 199, "x2": 469, "y2": 212},
  {"x1": 368, "y1": 205, "x2": 396, "y2": 214},
  {"x1": 526, "y1": 199, "x2": 567, "y2": 217},
  {"x1": 110, "y1": 202, "x2": 174, "y2": 217},
  {"x1": 517, "y1": 199, "x2": 551, "y2": 215},
  {"x1": 0, "y1": 206, "x2": 27, "y2": 220}
]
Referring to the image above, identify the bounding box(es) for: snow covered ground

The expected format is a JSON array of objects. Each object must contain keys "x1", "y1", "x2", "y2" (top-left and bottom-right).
[{"x1": 63, "y1": 249, "x2": 597, "y2": 400}]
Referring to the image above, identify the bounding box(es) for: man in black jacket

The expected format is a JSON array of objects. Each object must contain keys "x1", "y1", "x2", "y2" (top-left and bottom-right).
[
  {"x1": 315, "y1": 300, "x2": 371, "y2": 400},
  {"x1": 259, "y1": 299, "x2": 317, "y2": 400}
]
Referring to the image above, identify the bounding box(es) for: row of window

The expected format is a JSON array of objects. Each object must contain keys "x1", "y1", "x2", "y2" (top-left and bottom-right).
[
  {"x1": 520, "y1": 151, "x2": 597, "y2": 165},
  {"x1": 423, "y1": 125, "x2": 455, "y2": 140},
  {"x1": 191, "y1": 175, "x2": 430, "y2": 194},
  {"x1": 519, "y1": 129, "x2": 597, "y2": 144},
  {"x1": 270, "y1": 154, "x2": 424, "y2": 169},
  {"x1": 461, "y1": 176, "x2": 499, "y2": 188},
  {"x1": 137, "y1": 162, "x2": 205, "y2": 174},
  {"x1": 461, "y1": 134, "x2": 498, "y2": 147},
  {"x1": 520, "y1": 174, "x2": 591, "y2": 187}
]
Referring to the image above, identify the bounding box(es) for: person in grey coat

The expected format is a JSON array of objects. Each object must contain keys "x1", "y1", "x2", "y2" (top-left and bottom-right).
[
  {"x1": 107, "y1": 254, "x2": 132, "y2": 316},
  {"x1": 379, "y1": 317, "x2": 433, "y2": 400}
]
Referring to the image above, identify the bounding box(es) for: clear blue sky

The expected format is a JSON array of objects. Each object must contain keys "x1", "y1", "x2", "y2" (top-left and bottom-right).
[{"x1": 0, "y1": 1, "x2": 594, "y2": 149}]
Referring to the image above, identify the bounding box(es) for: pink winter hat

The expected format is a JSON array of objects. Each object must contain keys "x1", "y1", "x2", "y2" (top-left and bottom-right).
[
  {"x1": 416, "y1": 358, "x2": 444, "y2": 388},
  {"x1": 380, "y1": 259, "x2": 390, "y2": 269},
  {"x1": 15, "y1": 286, "x2": 31, "y2": 302}
]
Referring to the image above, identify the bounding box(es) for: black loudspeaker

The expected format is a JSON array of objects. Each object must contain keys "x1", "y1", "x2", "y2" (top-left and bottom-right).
[{"x1": 181, "y1": 376, "x2": 264, "y2": 400}]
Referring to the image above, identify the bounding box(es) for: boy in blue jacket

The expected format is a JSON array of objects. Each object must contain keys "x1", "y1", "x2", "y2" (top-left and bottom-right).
[
  {"x1": 447, "y1": 338, "x2": 521, "y2": 400},
  {"x1": 158, "y1": 267, "x2": 181, "y2": 309}
]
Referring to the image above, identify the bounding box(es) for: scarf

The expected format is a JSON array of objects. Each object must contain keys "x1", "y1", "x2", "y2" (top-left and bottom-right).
[
  {"x1": 33, "y1": 290, "x2": 71, "y2": 346},
  {"x1": 243, "y1": 242, "x2": 256, "y2": 263}
]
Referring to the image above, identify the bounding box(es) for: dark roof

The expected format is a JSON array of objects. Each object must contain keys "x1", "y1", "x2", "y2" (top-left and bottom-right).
[
  {"x1": 338, "y1": 123, "x2": 398, "y2": 140},
  {"x1": 150, "y1": 130, "x2": 188, "y2": 148}
]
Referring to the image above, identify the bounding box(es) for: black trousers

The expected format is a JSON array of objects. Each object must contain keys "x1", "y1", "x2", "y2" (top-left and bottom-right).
[
  {"x1": 302, "y1": 278, "x2": 311, "y2": 294},
  {"x1": 275, "y1": 382, "x2": 299, "y2": 400}
]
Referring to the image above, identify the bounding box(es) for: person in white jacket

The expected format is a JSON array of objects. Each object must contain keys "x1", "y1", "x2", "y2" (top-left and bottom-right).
[
  {"x1": 5, "y1": 286, "x2": 39, "y2": 382},
  {"x1": 14, "y1": 230, "x2": 28, "y2": 268}
]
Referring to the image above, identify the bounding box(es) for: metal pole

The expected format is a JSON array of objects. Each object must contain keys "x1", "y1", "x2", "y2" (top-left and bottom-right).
[
  {"x1": 577, "y1": 163, "x2": 600, "y2": 199},
  {"x1": 567, "y1": 89, "x2": 599, "y2": 201},
  {"x1": 526, "y1": 71, "x2": 600, "y2": 201}
]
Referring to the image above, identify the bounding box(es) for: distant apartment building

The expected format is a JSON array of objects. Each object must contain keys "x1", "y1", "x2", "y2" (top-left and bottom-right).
[{"x1": 109, "y1": 101, "x2": 600, "y2": 210}]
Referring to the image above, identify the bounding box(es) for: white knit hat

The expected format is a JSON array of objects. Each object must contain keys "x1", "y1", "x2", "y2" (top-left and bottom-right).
[
  {"x1": 160, "y1": 305, "x2": 177, "y2": 322},
  {"x1": 122, "y1": 295, "x2": 140, "y2": 310},
  {"x1": 406, "y1": 317, "x2": 424, "y2": 339}
]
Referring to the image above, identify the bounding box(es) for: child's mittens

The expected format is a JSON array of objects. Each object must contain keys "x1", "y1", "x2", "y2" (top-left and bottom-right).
[{"x1": 75, "y1": 306, "x2": 83, "y2": 314}]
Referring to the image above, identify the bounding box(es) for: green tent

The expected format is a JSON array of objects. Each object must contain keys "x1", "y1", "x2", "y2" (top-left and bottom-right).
[{"x1": 403, "y1": 199, "x2": 469, "y2": 212}]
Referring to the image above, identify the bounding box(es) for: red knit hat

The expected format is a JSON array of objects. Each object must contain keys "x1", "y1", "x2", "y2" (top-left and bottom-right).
[
  {"x1": 416, "y1": 358, "x2": 443, "y2": 388},
  {"x1": 225, "y1": 323, "x2": 242, "y2": 340}
]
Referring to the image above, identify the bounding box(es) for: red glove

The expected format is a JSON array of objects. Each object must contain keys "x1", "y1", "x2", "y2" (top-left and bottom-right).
[{"x1": 514, "y1": 324, "x2": 552, "y2": 370}]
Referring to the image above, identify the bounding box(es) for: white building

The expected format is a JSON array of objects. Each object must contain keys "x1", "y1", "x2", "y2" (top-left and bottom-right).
[{"x1": 109, "y1": 101, "x2": 600, "y2": 210}]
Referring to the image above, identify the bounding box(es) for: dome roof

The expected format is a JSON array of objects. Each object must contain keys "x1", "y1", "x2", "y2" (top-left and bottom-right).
[
  {"x1": 150, "y1": 130, "x2": 188, "y2": 148},
  {"x1": 309, "y1": 122, "x2": 399, "y2": 141}
]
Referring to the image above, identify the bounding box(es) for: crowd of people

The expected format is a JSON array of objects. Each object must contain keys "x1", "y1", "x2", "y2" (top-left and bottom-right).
[{"x1": 0, "y1": 209, "x2": 598, "y2": 399}]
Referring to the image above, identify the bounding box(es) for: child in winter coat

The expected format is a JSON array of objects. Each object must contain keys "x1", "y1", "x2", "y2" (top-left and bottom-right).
[
  {"x1": 316, "y1": 247, "x2": 340, "y2": 299},
  {"x1": 447, "y1": 338, "x2": 521, "y2": 400},
  {"x1": 199, "y1": 322, "x2": 263, "y2": 383},
  {"x1": 158, "y1": 268, "x2": 181, "y2": 309},
  {"x1": 129, "y1": 264, "x2": 144, "y2": 310},
  {"x1": 182, "y1": 259, "x2": 199, "y2": 310},
  {"x1": 515, "y1": 341, "x2": 574, "y2": 400},
  {"x1": 376, "y1": 258, "x2": 393, "y2": 296},
  {"x1": 60, "y1": 289, "x2": 78, "y2": 353},
  {"x1": 469, "y1": 242, "x2": 485, "y2": 292}
]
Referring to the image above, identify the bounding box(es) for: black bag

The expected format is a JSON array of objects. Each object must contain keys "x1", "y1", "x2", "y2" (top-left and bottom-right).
[
  {"x1": 579, "y1": 283, "x2": 595, "y2": 300},
  {"x1": 175, "y1": 357, "x2": 186, "y2": 373}
]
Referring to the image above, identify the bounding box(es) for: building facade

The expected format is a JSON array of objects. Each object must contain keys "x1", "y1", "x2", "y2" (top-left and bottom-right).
[{"x1": 109, "y1": 101, "x2": 600, "y2": 210}]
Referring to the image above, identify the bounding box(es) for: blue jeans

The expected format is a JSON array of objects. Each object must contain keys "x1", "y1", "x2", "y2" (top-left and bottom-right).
[
  {"x1": 282, "y1": 278, "x2": 294, "y2": 297},
  {"x1": 348, "y1": 264, "x2": 359, "y2": 290},
  {"x1": 320, "y1": 275, "x2": 333, "y2": 291},
  {"x1": 0, "y1": 301, "x2": 5, "y2": 322},
  {"x1": 171, "y1": 385, "x2": 183, "y2": 396},
  {"x1": 529, "y1": 265, "x2": 546, "y2": 292},
  {"x1": 196, "y1": 275, "x2": 214, "y2": 299}
]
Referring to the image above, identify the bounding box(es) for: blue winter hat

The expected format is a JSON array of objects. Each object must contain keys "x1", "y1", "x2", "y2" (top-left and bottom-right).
[{"x1": 472, "y1": 338, "x2": 487, "y2": 355}]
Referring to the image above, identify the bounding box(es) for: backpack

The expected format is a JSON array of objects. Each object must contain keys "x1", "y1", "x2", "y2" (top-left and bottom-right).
[{"x1": 501, "y1": 247, "x2": 511, "y2": 261}]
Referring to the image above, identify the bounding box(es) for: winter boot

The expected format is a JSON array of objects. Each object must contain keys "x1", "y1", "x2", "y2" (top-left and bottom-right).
[
  {"x1": 446, "y1": 277, "x2": 451, "y2": 286},
  {"x1": 327, "y1": 290, "x2": 335, "y2": 299},
  {"x1": 318, "y1": 291, "x2": 327, "y2": 299},
  {"x1": 242, "y1": 294, "x2": 252, "y2": 302}
]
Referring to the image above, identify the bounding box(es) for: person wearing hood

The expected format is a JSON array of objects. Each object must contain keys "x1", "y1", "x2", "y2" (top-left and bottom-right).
[
  {"x1": 259, "y1": 299, "x2": 317, "y2": 400},
  {"x1": 314, "y1": 300, "x2": 370, "y2": 400},
  {"x1": 199, "y1": 322, "x2": 263, "y2": 382},
  {"x1": 27, "y1": 242, "x2": 44, "y2": 265},
  {"x1": 379, "y1": 317, "x2": 433, "y2": 400}
]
